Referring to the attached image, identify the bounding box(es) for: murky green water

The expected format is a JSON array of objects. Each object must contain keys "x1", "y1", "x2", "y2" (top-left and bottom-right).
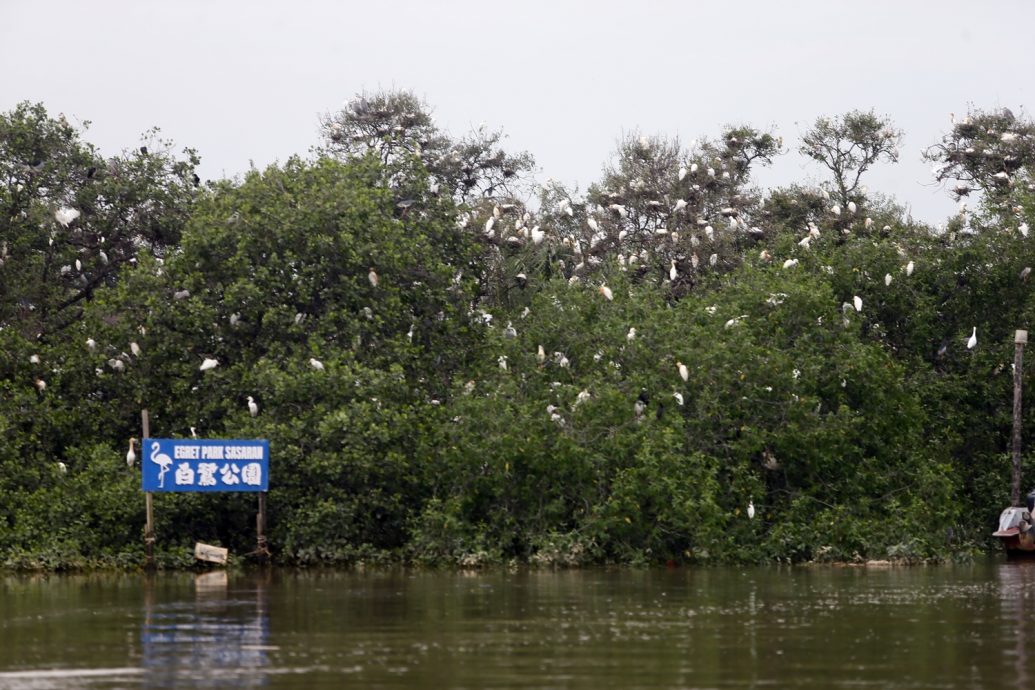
[{"x1": 2, "y1": 561, "x2": 1034, "y2": 688}]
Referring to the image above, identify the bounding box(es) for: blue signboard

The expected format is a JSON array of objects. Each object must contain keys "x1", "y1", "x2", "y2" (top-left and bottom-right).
[{"x1": 141, "y1": 438, "x2": 269, "y2": 492}]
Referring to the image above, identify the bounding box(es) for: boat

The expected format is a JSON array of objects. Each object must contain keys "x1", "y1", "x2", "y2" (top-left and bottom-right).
[{"x1": 993, "y1": 493, "x2": 1035, "y2": 555}]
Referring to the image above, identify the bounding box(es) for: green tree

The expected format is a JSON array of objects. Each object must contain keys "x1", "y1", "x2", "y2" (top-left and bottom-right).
[{"x1": 800, "y1": 110, "x2": 902, "y2": 211}]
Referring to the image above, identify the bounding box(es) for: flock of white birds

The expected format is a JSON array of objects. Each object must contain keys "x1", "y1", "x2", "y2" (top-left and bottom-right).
[{"x1": 32, "y1": 147, "x2": 1017, "y2": 506}]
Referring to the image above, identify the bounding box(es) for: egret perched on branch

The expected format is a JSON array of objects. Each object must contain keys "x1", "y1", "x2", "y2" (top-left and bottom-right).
[
  {"x1": 747, "y1": 501, "x2": 756, "y2": 519},
  {"x1": 309, "y1": 358, "x2": 325, "y2": 371},
  {"x1": 200, "y1": 357, "x2": 219, "y2": 371},
  {"x1": 905, "y1": 261, "x2": 914, "y2": 277},
  {"x1": 853, "y1": 296, "x2": 863, "y2": 312},
  {"x1": 86, "y1": 338, "x2": 97, "y2": 351},
  {"x1": 247, "y1": 396, "x2": 259, "y2": 417},
  {"x1": 55, "y1": 207, "x2": 79, "y2": 227},
  {"x1": 126, "y1": 438, "x2": 137, "y2": 467},
  {"x1": 598, "y1": 284, "x2": 614, "y2": 301},
  {"x1": 368, "y1": 268, "x2": 379, "y2": 288},
  {"x1": 130, "y1": 342, "x2": 141, "y2": 357},
  {"x1": 677, "y1": 361, "x2": 689, "y2": 382},
  {"x1": 967, "y1": 327, "x2": 977, "y2": 350}
]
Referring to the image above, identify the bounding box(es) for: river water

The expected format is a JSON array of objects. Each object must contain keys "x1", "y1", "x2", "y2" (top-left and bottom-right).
[{"x1": 1, "y1": 561, "x2": 1034, "y2": 688}]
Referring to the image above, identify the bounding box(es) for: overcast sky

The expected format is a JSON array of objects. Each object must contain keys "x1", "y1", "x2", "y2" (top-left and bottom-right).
[{"x1": 2, "y1": 1, "x2": 1032, "y2": 223}]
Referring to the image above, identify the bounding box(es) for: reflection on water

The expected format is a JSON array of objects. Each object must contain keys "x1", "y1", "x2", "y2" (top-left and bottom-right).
[
  {"x1": 5, "y1": 562, "x2": 1035, "y2": 688},
  {"x1": 140, "y1": 571, "x2": 270, "y2": 688}
]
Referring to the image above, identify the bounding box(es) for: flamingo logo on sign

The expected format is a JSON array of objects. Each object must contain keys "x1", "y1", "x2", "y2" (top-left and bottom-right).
[{"x1": 150, "y1": 441, "x2": 173, "y2": 488}]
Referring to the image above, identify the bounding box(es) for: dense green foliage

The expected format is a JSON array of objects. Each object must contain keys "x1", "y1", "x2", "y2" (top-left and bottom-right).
[{"x1": 2, "y1": 96, "x2": 1035, "y2": 570}]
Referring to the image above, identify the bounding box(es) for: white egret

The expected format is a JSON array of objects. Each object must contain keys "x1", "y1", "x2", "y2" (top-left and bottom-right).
[
  {"x1": 484, "y1": 217, "x2": 495, "y2": 236},
  {"x1": 669, "y1": 260, "x2": 678, "y2": 282},
  {"x1": 34, "y1": 378, "x2": 46, "y2": 391},
  {"x1": 75, "y1": 259, "x2": 82, "y2": 272},
  {"x1": 174, "y1": 289, "x2": 190, "y2": 300},
  {"x1": 247, "y1": 396, "x2": 259, "y2": 417},
  {"x1": 190, "y1": 427, "x2": 198, "y2": 439},
  {"x1": 847, "y1": 201, "x2": 857, "y2": 214},
  {"x1": 690, "y1": 163, "x2": 699, "y2": 174},
  {"x1": 130, "y1": 342, "x2": 141, "y2": 357},
  {"x1": 783, "y1": 259, "x2": 798, "y2": 269},
  {"x1": 498, "y1": 355, "x2": 508, "y2": 371},
  {"x1": 199, "y1": 357, "x2": 219, "y2": 371},
  {"x1": 885, "y1": 274, "x2": 893, "y2": 286},
  {"x1": 575, "y1": 389, "x2": 591, "y2": 406},
  {"x1": 86, "y1": 338, "x2": 96, "y2": 351},
  {"x1": 831, "y1": 205, "x2": 841, "y2": 216},
  {"x1": 864, "y1": 217, "x2": 874, "y2": 229},
  {"x1": 504, "y1": 322, "x2": 517, "y2": 339},
  {"x1": 1021, "y1": 267, "x2": 1031, "y2": 282},
  {"x1": 368, "y1": 268, "x2": 379, "y2": 288},
  {"x1": 673, "y1": 392, "x2": 684, "y2": 406},
  {"x1": 709, "y1": 253, "x2": 718, "y2": 267},
  {"x1": 759, "y1": 249, "x2": 772, "y2": 262},
  {"x1": 906, "y1": 261, "x2": 915, "y2": 277},
  {"x1": 677, "y1": 361, "x2": 689, "y2": 382},
  {"x1": 599, "y1": 285, "x2": 614, "y2": 301},
  {"x1": 108, "y1": 358, "x2": 125, "y2": 372},
  {"x1": 967, "y1": 327, "x2": 977, "y2": 350},
  {"x1": 126, "y1": 438, "x2": 137, "y2": 467},
  {"x1": 747, "y1": 501, "x2": 756, "y2": 519},
  {"x1": 588, "y1": 217, "x2": 600, "y2": 233},
  {"x1": 705, "y1": 225, "x2": 714, "y2": 241},
  {"x1": 798, "y1": 235, "x2": 812, "y2": 250},
  {"x1": 29, "y1": 354, "x2": 40, "y2": 364},
  {"x1": 309, "y1": 358, "x2": 325, "y2": 371},
  {"x1": 55, "y1": 207, "x2": 80, "y2": 227},
  {"x1": 57, "y1": 462, "x2": 67, "y2": 475},
  {"x1": 678, "y1": 165, "x2": 688, "y2": 181},
  {"x1": 531, "y1": 226, "x2": 545, "y2": 245},
  {"x1": 537, "y1": 345, "x2": 546, "y2": 363},
  {"x1": 673, "y1": 199, "x2": 687, "y2": 213},
  {"x1": 853, "y1": 296, "x2": 863, "y2": 312},
  {"x1": 627, "y1": 327, "x2": 636, "y2": 341}
]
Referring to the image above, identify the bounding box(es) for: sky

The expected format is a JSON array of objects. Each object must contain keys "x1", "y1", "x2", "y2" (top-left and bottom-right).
[{"x1": 2, "y1": 0, "x2": 1032, "y2": 224}]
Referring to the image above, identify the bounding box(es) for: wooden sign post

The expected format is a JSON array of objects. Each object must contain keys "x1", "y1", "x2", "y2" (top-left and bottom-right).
[
  {"x1": 138, "y1": 427, "x2": 271, "y2": 566},
  {"x1": 142, "y1": 409, "x2": 155, "y2": 569},
  {"x1": 1012, "y1": 330, "x2": 1027, "y2": 506}
]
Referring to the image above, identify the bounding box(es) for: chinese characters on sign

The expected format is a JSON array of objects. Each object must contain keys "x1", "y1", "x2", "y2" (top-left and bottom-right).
[{"x1": 141, "y1": 439, "x2": 269, "y2": 492}]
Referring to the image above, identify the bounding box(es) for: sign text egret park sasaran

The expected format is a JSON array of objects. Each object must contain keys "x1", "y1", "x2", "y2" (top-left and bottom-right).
[{"x1": 141, "y1": 438, "x2": 269, "y2": 492}]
